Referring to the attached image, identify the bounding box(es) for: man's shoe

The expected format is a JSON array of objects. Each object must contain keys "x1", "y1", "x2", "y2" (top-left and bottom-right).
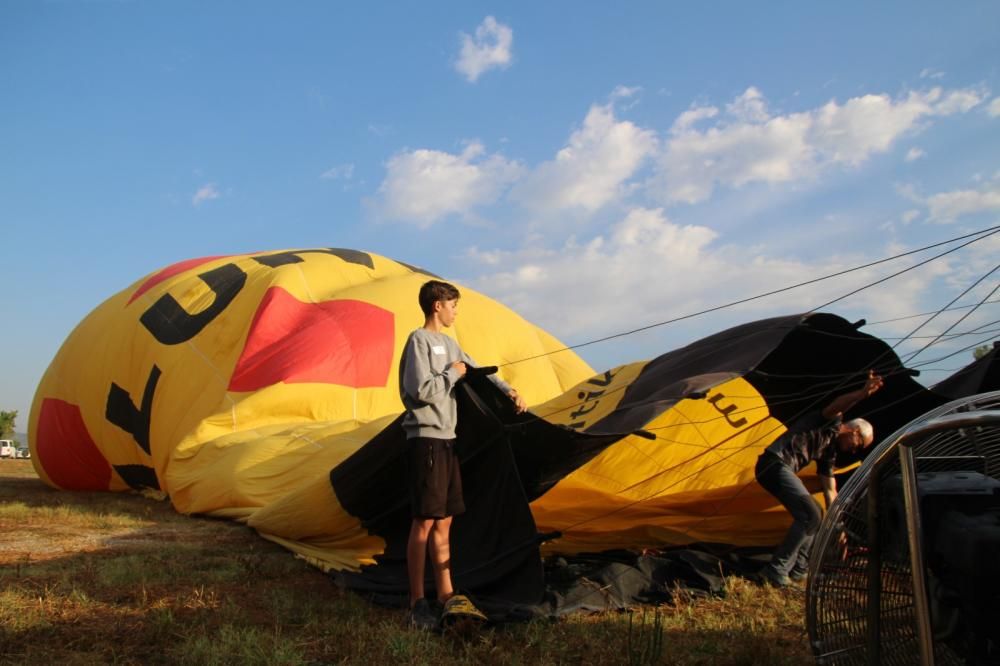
[
  {"x1": 408, "y1": 598, "x2": 439, "y2": 631},
  {"x1": 789, "y1": 567, "x2": 808, "y2": 583},
  {"x1": 758, "y1": 566, "x2": 791, "y2": 588}
]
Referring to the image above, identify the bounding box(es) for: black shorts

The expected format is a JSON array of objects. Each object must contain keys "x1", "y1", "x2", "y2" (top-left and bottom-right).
[{"x1": 408, "y1": 437, "x2": 465, "y2": 519}]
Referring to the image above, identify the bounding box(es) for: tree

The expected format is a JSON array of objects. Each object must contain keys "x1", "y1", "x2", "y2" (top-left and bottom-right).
[
  {"x1": 0, "y1": 410, "x2": 16, "y2": 439},
  {"x1": 973, "y1": 343, "x2": 996, "y2": 361}
]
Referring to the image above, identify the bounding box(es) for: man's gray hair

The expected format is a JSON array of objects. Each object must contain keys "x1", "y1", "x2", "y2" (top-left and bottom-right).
[{"x1": 845, "y1": 418, "x2": 874, "y2": 445}]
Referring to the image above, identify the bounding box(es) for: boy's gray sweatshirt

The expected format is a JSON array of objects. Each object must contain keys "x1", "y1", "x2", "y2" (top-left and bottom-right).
[{"x1": 398, "y1": 328, "x2": 511, "y2": 440}]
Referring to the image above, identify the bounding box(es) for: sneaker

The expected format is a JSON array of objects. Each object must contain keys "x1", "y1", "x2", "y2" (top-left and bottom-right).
[
  {"x1": 758, "y1": 566, "x2": 791, "y2": 588},
  {"x1": 408, "y1": 598, "x2": 439, "y2": 631},
  {"x1": 441, "y1": 593, "x2": 488, "y2": 624}
]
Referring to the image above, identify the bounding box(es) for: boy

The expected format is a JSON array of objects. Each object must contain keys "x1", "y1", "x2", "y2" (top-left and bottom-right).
[{"x1": 398, "y1": 280, "x2": 527, "y2": 629}]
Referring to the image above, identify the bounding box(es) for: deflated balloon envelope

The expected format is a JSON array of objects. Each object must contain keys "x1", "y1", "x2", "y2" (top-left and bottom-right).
[{"x1": 30, "y1": 249, "x2": 966, "y2": 603}]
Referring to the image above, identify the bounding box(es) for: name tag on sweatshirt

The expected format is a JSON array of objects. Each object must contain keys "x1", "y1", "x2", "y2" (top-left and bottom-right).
[{"x1": 431, "y1": 345, "x2": 446, "y2": 355}]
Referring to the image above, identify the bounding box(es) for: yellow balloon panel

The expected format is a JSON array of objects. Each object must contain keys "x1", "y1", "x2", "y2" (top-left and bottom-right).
[
  {"x1": 29, "y1": 249, "x2": 594, "y2": 519},
  {"x1": 532, "y1": 376, "x2": 831, "y2": 553},
  {"x1": 536, "y1": 361, "x2": 650, "y2": 431}
]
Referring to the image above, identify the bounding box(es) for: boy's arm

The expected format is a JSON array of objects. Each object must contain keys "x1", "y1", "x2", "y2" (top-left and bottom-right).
[
  {"x1": 460, "y1": 349, "x2": 526, "y2": 413},
  {"x1": 402, "y1": 336, "x2": 463, "y2": 404},
  {"x1": 459, "y1": 348, "x2": 511, "y2": 392}
]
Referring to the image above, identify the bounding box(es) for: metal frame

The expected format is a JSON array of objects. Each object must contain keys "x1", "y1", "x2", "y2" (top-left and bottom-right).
[{"x1": 864, "y1": 410, "x2": 1000, "y2": 666}]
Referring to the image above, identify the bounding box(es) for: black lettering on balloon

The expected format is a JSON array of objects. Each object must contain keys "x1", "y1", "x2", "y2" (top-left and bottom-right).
[
  {"x1": 395, "y1": 260, "x2": 439, "y2": 278},
  {"x1": 140, "y1": 263, "x2": 247, "y2": 345},
  {"x1": 105, "y1": 364, "x2": 161, "y2": 455},
  {"x1": 587, "y1": 370, "x2": 617, "y2": 388},
  {"x1": 569, "y1": 401, "x2": 601, "y2": 421},
  {"x1": 707, "y1": 393, "x2": 747, "y2": 428},
  {"x1": 565, "y1": 370, "x2": 621, "y2": 429},
  {"x1": 113, "y1": 464, "x2": 160, "y2": 491},
  {"x1": 252, "y1": 248, "x2": 374, "y2": 269},
  {"x1": 122, "y1": 247, "x2": 375, "y2": 471}
]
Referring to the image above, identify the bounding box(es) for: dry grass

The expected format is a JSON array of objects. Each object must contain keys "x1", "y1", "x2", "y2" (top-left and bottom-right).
[{"x1": 0, "y1": 460, "x2": 812, "y2": 665}]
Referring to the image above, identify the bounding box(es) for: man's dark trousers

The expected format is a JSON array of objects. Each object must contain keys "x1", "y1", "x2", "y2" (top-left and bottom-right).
[{"x1": 754, "y1": 450, "x2": 823, "y2": 576}]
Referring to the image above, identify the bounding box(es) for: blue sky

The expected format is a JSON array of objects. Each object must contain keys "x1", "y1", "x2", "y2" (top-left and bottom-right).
[{"x1": 3, "y1": 1, "x2": 1000, "y2": 428}]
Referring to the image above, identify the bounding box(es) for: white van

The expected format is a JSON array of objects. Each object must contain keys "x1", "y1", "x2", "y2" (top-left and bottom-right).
[{"x1": 0, "y1": 440, "x2": 16, "y2": 458}]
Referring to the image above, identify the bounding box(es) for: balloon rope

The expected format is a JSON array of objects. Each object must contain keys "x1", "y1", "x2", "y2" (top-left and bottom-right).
[
  {"x1": 543, "y1": 260, "x2": 999, "y2": 543},
  {"x1": 900, "y1": 273, "x2": 1000, "y2": 364},
  {"x1": 498, "y1": 223, "x2": 1000, "y2": 368}
]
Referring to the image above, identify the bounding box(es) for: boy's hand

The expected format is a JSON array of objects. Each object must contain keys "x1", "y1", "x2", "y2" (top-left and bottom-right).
[
  {"x1": 508, "y1": 389, "x2": 527, "y2": 414},
  {"x1": 451, "y1": 361, "x2": 467, "y2": 377}
]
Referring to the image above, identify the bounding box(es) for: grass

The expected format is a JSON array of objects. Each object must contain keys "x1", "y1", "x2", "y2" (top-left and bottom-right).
[{"x1": 0, "y1": 460, "x2": 813, "y2": 664}]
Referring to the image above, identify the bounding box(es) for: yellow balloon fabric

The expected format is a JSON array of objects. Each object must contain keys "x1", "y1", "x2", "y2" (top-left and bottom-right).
[
  {"x1": 531, "y1": 372, "x2": 797, "y2": 553},
  {"x1": 29, "y1": 249, "x2": 594, "y2": 570}
]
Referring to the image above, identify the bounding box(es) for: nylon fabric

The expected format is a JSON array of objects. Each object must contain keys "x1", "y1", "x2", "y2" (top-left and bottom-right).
[{"x1": 30, "y1": 248, "x2": 987, "y2": 617}]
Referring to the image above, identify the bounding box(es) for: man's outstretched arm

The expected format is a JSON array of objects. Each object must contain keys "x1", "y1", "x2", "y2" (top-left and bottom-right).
[{"x1": 822, "y1": 370, "x2": 884, "y2": 420}]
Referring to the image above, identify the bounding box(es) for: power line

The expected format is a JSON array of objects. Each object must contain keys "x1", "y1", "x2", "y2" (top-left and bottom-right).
[
  {"x1": 490, "y1": 233, "x2": 999, "y2": 596},
  {"x1": 522, "y1": 274, "x2": 996, "y2": 591},
  {"x1": 866, "y1": 299, "x2": 1000, "y2": 326},
  {"x1": 495, "y1": 226, "x2": 999, "y2": 553},
  {"x1": 533, "y1": 313, "x2": 997, "y2": 434},
  {"x1": 807, "y1": 234, "x2": 999, "y2": 316},
  {"x1": 539, "y1": 258, "x2": 998, "y2": 545},
  {"x1": 501, "y1": 223, "x2": 1000, "y2": 368},
  {"x1": 902, "y1": 270, "x2": 1000, "y2": 365},
  {"x1": 909, "y1": 332, "x2": 1000, "y2": 369},
  {"x1": 880, "y1": 322, "x2": 1000, "y2": 341}
]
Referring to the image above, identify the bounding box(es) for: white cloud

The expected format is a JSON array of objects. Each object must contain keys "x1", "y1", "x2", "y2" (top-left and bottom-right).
[
  {"x1": 372, "y1": 83, "x2": 989, "y2": 230},
  {"x1": 808, "y1": 89, "x2": 972, "y2": 164},
  {"x1": 931, "y1": 87, "x2": 987, "y2": 114},
  {"x1": 470, "y1": 207, "x2": 940, "y2": 340},
  {"x1": 920, "y1": 68, "x2": 945, "y2": 80},
  {"x1": 611, "y1": 85, "x2": 642, "y2": 100},
  {"x1": 651, "y1": 86, "x2": 987, "y2": 204},
  {"x1": 373, "y1": 142, "x2": 522, "y2": 227},
  {"x1": 901, "y1": 209, "x2": 921, "y2": 224},
  {"x1": 988, "y1": 97, "x2": 1000, "y2": 118},
  {"x1": 455, "y1": 16, "x2": 513, "y2": 83},
  {"x1": 321, "y1": 164, "x2": 354, "y2": 180},
  {"x1": 610, "y1": 85, "x2": 643, "y2": 110},
  {"x1": 510, "y1": 103, "x2": 657, "y2": 212},
  {"x1": 659, "y1": 107, "x2": 813, "y2": 204},
  {"x1": 671, "y1": 105, "x2": 719, "y2": 134},
  {"x1": 725, "y1": 87, "x2": 770, "y2": 123},
  {"x1": 192, "y1": 183, "x2": 220, "y2": 206},
  {"x1": 926, "y1": 180, "x2": 1000, "y2": 223}
]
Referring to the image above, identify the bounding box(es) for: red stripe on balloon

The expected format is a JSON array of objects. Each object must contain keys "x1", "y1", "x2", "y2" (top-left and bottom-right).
[
  {"x1": 229, "y1": 287, "x2": 395, "y2": 391},
  {"x1": 127, "y1": 255, "x2": 232, "y2": 304},
  {"x1": 35, "y1": 398, "x2": 113, "y2": 491}
]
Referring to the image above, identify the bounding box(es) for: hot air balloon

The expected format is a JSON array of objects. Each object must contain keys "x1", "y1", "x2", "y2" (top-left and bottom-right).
[{"x1": 30, "y1": 249, "x2": 964, "y2": 611}]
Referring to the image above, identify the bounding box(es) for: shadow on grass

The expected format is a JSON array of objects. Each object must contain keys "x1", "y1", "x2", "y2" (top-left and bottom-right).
[
  {"x1": 1, "y1": 546, "x2": 813, "y2": 665},
  {"x1": 0, "y1": 467, "x2": 813, "y2": 664},
  {"x1": 0, "y1": 475, "x2": 187, "y2": 522}
]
